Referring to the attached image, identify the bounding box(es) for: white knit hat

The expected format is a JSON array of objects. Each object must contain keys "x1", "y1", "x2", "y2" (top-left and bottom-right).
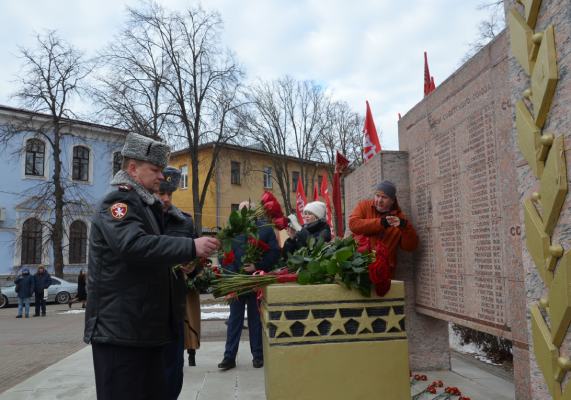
[{"x1": 303, "y1": 201, "x2": 326, "y2": 220}]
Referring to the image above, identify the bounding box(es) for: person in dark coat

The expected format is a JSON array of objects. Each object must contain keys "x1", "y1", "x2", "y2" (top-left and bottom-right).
[
  {"x1": 15, "y1": 267, "x2": 34, "y2": 318},
  {"x1": 218, "y1": 201, "x2": 281, "y2": 371},
  {"x1": 157, "y1": 166, "x2": 199, "y2": 399},
  {"x1": 68, "y1": 269, "x2": 87, "y2": 309},
  {"x1": 84, "y1": 133, "x2": 220, "y2": 400},
  {"x1": 282, "y1": 201, "x2": 332, "y2": 258},
  {"x1": 33, "y1": 265, "x2": 51, "y2": 317}
]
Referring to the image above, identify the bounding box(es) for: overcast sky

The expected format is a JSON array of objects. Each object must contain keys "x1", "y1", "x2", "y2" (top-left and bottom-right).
[{"x1": 0, "y1": 1, "x2": 493, "y2": 150}]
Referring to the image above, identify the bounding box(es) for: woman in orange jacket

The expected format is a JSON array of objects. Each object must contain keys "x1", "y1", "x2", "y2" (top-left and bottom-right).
[{"x1": 348, "y1": 180, "x2": 418, "y2": 277}]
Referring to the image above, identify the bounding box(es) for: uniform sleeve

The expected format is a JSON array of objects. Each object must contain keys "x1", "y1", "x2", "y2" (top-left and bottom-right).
[
  {"x1": 348, "y1": 201, "x2": 386, "y2": 236},
  {"x1": 95, "y1": 194, "x2": 196, "y2": 265}
]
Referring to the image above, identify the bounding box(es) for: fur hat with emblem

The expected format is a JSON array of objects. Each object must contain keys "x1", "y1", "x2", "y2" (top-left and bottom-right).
[
  {"x1": 159, "y1": 166, "x2": 181, "y2": 193},
  {"x1": 121, "y1": 132, "x2": 170, "y2": 168}
]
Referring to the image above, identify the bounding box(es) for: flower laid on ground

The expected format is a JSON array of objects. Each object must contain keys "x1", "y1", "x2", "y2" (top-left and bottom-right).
[{"x1": 410, "y1": 377, "x2": 469, "y2": 400}]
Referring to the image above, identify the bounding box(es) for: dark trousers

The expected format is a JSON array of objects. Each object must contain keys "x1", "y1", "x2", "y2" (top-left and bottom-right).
[
  {"x1": 162, "y1": 322, "x2": 184, "y2": 400},
  {"x1": 224, "y1": 292, "x2": 263, "y2": 361},
  {"x1": 34, "y1": 292, "x2": 46, "y2": 315},
  {"x1": 92, "y1": 343, "x2": 166, "y2": 400}
]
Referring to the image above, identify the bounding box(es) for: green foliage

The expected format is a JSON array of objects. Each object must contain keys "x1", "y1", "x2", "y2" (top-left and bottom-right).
[{"x1": 286, "y1": 236, "x2": 374, "y2": 296}]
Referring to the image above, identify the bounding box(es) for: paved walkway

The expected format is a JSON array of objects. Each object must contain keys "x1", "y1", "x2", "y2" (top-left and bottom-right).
[{"x1": 0, "y1": 342, "x2": 514, "y2": 400}]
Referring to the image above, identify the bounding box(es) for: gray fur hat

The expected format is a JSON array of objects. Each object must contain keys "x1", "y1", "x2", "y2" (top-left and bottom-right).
[
  {"x1": 121, "y1": 133, "x2": 170, "y2": 168},
  {"x1": 159, "y1": 167, "x2": 181, "y2": 193}
]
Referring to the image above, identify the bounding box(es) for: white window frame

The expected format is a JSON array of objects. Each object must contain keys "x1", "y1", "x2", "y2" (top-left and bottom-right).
[
  {"x1": 180, "y1": 165, "x2": 189, "y2": 189},
  {"x1": 263, "y1": 166, "x2": 273, "y2": 189}
]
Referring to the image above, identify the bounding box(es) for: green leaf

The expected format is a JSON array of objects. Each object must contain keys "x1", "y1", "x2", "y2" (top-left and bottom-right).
[
  {"x1": 326, "y1": 260, "x2": 339, "y2": 275},
  {"x1": 298, "y1": 270, "x2": 312, "y2": 285},
  {"x1": 334, "y1": 247, "x2": 353, "y2": 263},
  {"x1": 307, "y1": 260, "x2": 322, "y2": 274},
  {"x1": 228, "y1": 211, "x2": 242, "y2": 229}
]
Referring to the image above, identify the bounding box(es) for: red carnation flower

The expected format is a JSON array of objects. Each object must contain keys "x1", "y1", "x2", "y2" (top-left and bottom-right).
[
  {"x1": 354, "y1": 234, "x2": 371, "y2": 253},
  {"x1": 261, "y1": 191, "x2": 278, "y2": 205},
  {"x1": 273, "y1": 216, "x2": 289, "y2": 230},
  {"x1": 368, "y1": 243, "x2": 391, "y2": 296},
  {"x1": 263, "y1": 200, "x2": 284, "y2": 219},
  {"x1": 222, "y1": 250, "x2": 235, "y2": 266},
  {"x1": 248, "y1": 238, "x2": 270, "y2": 252}
]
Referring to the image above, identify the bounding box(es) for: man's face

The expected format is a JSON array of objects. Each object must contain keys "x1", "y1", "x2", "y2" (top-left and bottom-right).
[
  {"x1": 128, "y1": 161, "x2": 164, "y2": 193},
  {"x1": 373, "y1": 191, "x2": 394, "y2": 213},
  {"x1": 158, "y1": 191, "x2": 173, "y2": 211}
]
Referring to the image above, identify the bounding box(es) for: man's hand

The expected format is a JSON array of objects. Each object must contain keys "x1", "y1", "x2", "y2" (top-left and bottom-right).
[
  {"x1": 194, "y1": 237, "x2": 220, "y2": 258},
  {"x1": 243, "y1": 263, "x2": 256, "y2": 273},
  {"x1": 385, "y1": 216, "x2": 400, "y2": 227}
]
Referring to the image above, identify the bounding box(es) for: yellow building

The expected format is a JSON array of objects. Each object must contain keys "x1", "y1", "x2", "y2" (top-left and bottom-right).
[{"x1": 169, "y1": 143, "x2": 331, "y2": 233}]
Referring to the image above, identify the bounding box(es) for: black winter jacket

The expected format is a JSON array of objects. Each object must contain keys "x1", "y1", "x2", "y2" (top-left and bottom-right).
[
  {"x1": 84, "y1": 186, "x2": 197, "y2": 347},
  {"x1": 33, "y1": 271, "x2": 51, "y2": 295},
  {"x1": 282, "y1": 219, "x2": 332, "y2": 258},
  {"x1": 164, "y1": 205, "x2": 197, "y2": 324}
]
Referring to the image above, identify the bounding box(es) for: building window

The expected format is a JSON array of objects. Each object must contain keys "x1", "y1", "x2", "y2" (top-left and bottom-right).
[
  {"x1": 69, "y1": 220, "x2": 87, "y2": 264},
  {"x1": 72, "y1": 146, "x2": 90, "y2": 181},
  {"x1": 112, "y1": 152, "x2": 122, "y2": 176},
  {"x1": 21, "y1": 218, "x2": 42, "y2": 265},
  {"x1": 25, "y1": 139, "x2": 45, "y2": 176},
  {"x1": 180, "y1": 165, "x2": 188, "y2": 189},
  {"x1": 292, "y1": 171, "x2": 300, "y2": 192},
  {"x1": 263, "y1": 167, "x2": 273, "y2": 189},
  {"x1": 231, "y1": 203, "x2": 240, "y2": 213},
  {"x1": 231, "y1": 161, "x2": 241, "y2": 185}
]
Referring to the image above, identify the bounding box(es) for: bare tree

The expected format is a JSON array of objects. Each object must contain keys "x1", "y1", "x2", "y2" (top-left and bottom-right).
[
  {"x1": 318, "y1": 100, "x2": 364, "y2": 173},
  {"x1": 238, "y1": 77, "x2": 329, "y2": 213},
  {"x1": 92, "y1": 5, "x2": 173, "y2": 139},
  {"x1": 112, "y1": 3, "x2": 245, "y2": 233},
  {"x1": 0, "y1": 31, "x2": 92, "y2": 277},
  {"x1": 461, "y1": 1, "x2": 506, "y2": 63}
]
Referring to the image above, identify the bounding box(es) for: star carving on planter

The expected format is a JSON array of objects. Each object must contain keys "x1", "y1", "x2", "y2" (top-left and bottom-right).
[
  {"x1": 357, "y1": 310, "x2": 376, "y2": 334},
  {"x1": 302, "y1": 310, "x2": 321, "y2": 336},
  {"x1": 273, "y1": 312, "x2": 292, "y2": 338},
  {"x1": 381, "y1": 307, "x2": 404, "y2": 333},
  {"x1": 327, "y1": 309, "x2": 346, "y2": 335}
]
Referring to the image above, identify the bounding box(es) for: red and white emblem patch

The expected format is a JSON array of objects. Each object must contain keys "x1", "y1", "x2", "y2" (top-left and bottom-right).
[{"x1": 110, "y1": 203, "x2": 128, "y2": 220}]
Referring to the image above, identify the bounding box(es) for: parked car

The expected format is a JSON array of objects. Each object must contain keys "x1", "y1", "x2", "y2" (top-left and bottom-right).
[{"x1": 0, "y1": 277, "x2": 78, "y2": 308}]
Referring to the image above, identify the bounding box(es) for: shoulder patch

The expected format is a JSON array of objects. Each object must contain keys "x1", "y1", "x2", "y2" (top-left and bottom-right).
[
  {"x1": 110, "y1": 203, "x2": 128, "y2": 220},
  {"x1": 118, "y1": 184, "x2": 133, "y2": 192}
]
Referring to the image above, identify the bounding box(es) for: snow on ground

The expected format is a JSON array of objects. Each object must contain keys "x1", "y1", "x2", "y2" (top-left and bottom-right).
[{"x1": 448, "y1": 323, "x2": 501, "y2": 366}]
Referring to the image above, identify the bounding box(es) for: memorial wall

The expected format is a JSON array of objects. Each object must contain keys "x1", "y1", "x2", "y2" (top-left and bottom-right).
[{"x1": 398, "y1": 32, "x2": 528, "y2": 348}]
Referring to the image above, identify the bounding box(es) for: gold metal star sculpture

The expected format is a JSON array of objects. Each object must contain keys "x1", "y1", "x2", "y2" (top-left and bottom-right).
[
  {"x1": 381, "y1": 307, "x2": 404, "y2": 333},
  {"x1": 273, "y1": 311, "x2": 292, "y2": 338},
  {"x1": 303, "y1": 310, "x2": 321, "y2": 336},
  {"x1": 327, "y1": 309, "x2": 346, "y2": 336}
]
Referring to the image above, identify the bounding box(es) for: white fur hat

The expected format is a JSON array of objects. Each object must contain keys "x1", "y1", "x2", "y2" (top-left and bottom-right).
[{"x1": 303, "y1": 201, "x2": 326, "y2": 220}]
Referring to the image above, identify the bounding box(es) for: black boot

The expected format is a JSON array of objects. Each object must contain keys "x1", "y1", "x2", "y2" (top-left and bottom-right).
[{"x1": 188, "y1": 349, "x2": 196, "y2": 367}]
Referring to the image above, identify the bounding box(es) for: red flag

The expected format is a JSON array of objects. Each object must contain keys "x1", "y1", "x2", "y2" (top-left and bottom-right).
[
  {"x1": 363, "y1": 101, "x2": 381, "y2": 161},
  {"x1": 424, "y1": 51, "x2": 436, "y2": 96},
  {"x1": 320, "y1": 173, "x2": 333, "y2": 232},
  {"x1": 295, "y1": 178, "x2": 307, "y2": 225},
  {"x1": 332, "y1": 151, "x2": 350, "y2": 237},
  {"x1": 313, "y1": 184, "x2": 319, "y2": 201}
]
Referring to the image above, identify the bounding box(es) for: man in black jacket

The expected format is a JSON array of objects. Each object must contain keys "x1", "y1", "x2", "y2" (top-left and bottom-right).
[
  {"x1": 84, "y1": 133, "x2": 219, "y2": 400},
  {"x1": 33, "y1": 265, "x2": 51, "y2": 317}
]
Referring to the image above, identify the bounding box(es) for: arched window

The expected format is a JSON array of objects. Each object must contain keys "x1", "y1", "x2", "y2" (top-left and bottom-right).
[
  {"x1": 21, "y1": 218, "x2": 42, "y2": 264},
  {"x1": 72, "y1": 146, "x2": 90, "y2": 181},
  {"x1": 112, "y1": 152, "x2": 123, "y2": 176},
  {"x1": 69, "y1": 220, "x2": 87, "y2": 264},
  {"x1": 25, "y1": 139, "x2": 45, "y2": 176}
]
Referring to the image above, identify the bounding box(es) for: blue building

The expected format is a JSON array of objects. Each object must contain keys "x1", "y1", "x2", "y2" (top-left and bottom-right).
[{"x1": 0, "y1": 105, "x2": 127, "y2": 277}]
